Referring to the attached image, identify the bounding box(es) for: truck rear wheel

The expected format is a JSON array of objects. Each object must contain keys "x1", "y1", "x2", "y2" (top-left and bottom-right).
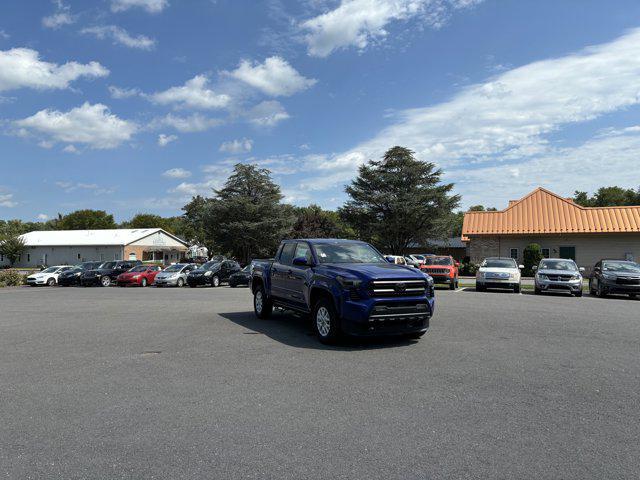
[
  {"x1": 313, "y1": 298, "x2": 341, "y2": 344},
  {"x1": 254, "y1": 286, "x2": 273, "y2": 319}
]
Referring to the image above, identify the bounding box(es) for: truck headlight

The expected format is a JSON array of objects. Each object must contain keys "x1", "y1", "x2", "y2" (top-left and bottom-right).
[{"x1": 336, "y1": 275, "x2": 361, "y2": 289}]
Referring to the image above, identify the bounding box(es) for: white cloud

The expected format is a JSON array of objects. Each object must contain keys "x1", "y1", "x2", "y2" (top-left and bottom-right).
[
  {"x1": 108, "y1": 85, "x2": 141, "y2": 98},
  {"x1": 111, "y1": 0, "x2": 168, "y2": 13},
  {"x1": 15, "y1": 102, "x2": 137, "y2": 149},
  {"x1": 219, "y1": 138, "x2": 253, "y2": 154},
  {"x1": 302, "y1": 0, "x2": 482, "y2": 57},
  {"x1": 0, "y1": 30, "x2": 9, "y2": 39},
  {"x1": 0, "y1": 48, "x2": 108, "y2": 92},
  {"x1": 0, "y1": 193, "x2": 17, "y2": 208},
  {"x1": 149, "y1": 75, "x2": 230, "y2": 110},
  {"x1": 247, "y1": 100, "x2": 290, "y2": 127},
  {"x1": 162, "y1": 167, "x2": 191, "y2": 179},
  {"x1": 81, "y1": 25, "x2": 156, "y2": 50},
  {"x1": 157, "y1": 133, "x2": 177, "y2": 147},
  {"x1": 37, "y1": 213, "x2": 49, "y2": 220},
  {"x1": 153, "y1": 113, "x2": 222, "y2": 132},
  {"x1": 55, "y1": 181, "x2": 114, "y2": 195},
  {"x1": 62, "y1": 144, "x2": 79, "y2": 154},
  {"x1": 228, "y1": 56, "x2": 317, "y2": 96},
  {"x1": 303, "y1": 27, "x2": 640, "y2": 191},
  {"x1": 169, "y1": 179, "x2": 221, "y2": 196},
  {"x1": 42, "y1": 12, "x2": 75, "y2": 29}
]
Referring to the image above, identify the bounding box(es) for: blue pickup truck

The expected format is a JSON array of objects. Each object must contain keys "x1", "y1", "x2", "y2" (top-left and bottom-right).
[{"x1": 251, "y1": 239, "x2": 435, "y2": 344}]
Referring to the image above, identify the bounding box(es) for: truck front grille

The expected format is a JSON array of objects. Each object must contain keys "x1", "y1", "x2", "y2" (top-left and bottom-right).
[{"x1": 369, "y1": 279, "x2": 427, "y2": 297}]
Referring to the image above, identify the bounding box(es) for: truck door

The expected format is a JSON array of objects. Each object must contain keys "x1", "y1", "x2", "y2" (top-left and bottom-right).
[
  {"x1": 271, "y1": 242, "x2": 295, "y2": 300},
  {"x1": 289, "y1": 242, "x2": 312, "y2": 307}
]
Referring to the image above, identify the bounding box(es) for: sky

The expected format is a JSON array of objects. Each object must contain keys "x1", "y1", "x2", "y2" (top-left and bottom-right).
[{"x1": 2, "y1": 0, "x2": 640, "y2": 222}]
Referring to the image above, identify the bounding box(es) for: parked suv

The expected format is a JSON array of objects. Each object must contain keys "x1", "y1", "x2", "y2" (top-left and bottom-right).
[
  {"x1": 589, "y1": 259, "x2": 640, "y2": 298},
  {"x1": 80, "y1": 260, "x2": 142, "y2": 287},
  {"x1": 476, "y1": 257, "x2": 523, "y2": 293},
  {"x1": 534, "y1": 258, "x2": 584, "y2": 296},
  {"x1": 252, "y1": 239, "x2": 435, "y2": 344},
  {"x1": 187, "y1": 260, "x2": 241, "y2": 287},
  {"x1": 58, "y1": 261, "x2": 103, "y2": 287},
  {"x1": 420, "y1": 255, "x2": 459, "y2": 289}
]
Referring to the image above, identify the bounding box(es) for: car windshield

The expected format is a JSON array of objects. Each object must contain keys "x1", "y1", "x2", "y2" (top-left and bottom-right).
[
  {"x1": 483, "y1": 259, "x2": 517, "y2": 268},
  {"x1": 539, "y1": 260, "x2": 577, "y2": 271},
  {"x1": 602, "y1": 261, "x2": 640, "y2": 273},
  {"x1": 164, "y1": 264, "x2": 184, "y2": 272},
  {"x1": 100, "y1": 262, "x2": 115, "y2": 269},
  {"x1": 129, "y1": 266, "x2": 147, "y2": 272},
  {"x1": 424, "y1": 257, "x2": 452, "y2": 266},
  {"x1": 413, "y1": 255, "x2": 425, "y2": 261},
  {"x1": 41, "y1": 267, "x2": 58, "y2": 273},
  {"x1": 314, "y1": 243, "x2": 386, "y2": 264},
  {"x1": 202, "y1": 261, "x2": 220, "y2": 270}
]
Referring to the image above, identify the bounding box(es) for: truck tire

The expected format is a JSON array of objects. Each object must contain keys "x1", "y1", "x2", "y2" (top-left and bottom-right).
[
  {"x1": 254, "y1": 286, "x2": 273, "y2": 319},
  {"x1": 312, "y1": 298, "x2": 341, "y2": 344}
]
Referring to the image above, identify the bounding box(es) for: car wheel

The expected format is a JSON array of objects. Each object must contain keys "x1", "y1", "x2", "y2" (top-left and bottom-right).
[
  {"x1": 514, "y1": 283, "x2": 521, "y2": 293},
  {"x1": 211, "y1": 276, "x2": 220, "y2": 288},
  {"x1": 46, "y1": 278, "x2": 56, "y2": 287},
  {"x1": 229, "y1": 282, "x2": 236, "y2": 288},
  {"x1": 575, "y1": 290, "x2": 583, "y2": 297},
  {"x1": 253, "y1": 286, "x2": 272, "y2": 319},
  {"x1": 141, "y1": 278, "x2": 148, "y2": 287},
  {"x1": 177, "y1": 278, "x2": 184, "y2": 288},
  {"x1": 313, "y1": 298, "x2": 341, "y2": 344},
  {"x1": 596, "y1": 282, "x2": 607, "y2": 297},
  {"x1": 449, "y1": 280, "x2": 456, "y2": 290},
  {"x1": 629, "y1": 293, "x2": 637, "y2": 299},
  {"x1": 100, "y1": 276, "x2": 111, "y2": 287},
  {"x1": 589, "y1": 279, "x2": 596, "y2": 295},
  {"x1": 476, "y1": 283, "x2": 485, "y2": 292}
]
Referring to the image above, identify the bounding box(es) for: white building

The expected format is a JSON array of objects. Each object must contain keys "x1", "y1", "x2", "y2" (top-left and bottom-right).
[{"x1": 0, "y1": 229, "x2": 189, "y2": 268}]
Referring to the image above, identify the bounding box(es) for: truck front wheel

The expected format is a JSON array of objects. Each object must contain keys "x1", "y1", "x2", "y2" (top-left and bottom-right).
[
  {"x1": 313, "y1": 298, "x2": 341, "y2": 344},
  {"x1": 254, "y1": 286, "x2": 273, "y2": 319}
]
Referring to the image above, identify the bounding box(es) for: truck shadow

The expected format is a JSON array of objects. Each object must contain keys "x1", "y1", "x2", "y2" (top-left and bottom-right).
[{"x1": 218, "y1": 310, "x2": 418, "y2": 351}]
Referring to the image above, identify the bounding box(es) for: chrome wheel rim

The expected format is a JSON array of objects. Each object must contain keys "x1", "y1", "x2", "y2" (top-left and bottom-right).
[
  {"x1": 255, "y1": 291, "x2": 263, "y2": 314},
  {"x1": 316, "y1": 306, "x2": 331, "y2": 337},
  {"x1": 101, "y1": 277, "x2": 110, "y2": 287},
  {"x1": 213, "y1": 277, "x2": 219, "y2": 287}
]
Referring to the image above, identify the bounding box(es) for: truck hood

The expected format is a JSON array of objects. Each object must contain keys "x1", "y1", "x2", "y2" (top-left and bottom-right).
[
  {"x1": 318, "y1": 263, "x2": 427, "y2": 281},
  {"x1": 478, "y1": 267, "x2": 518, "y2": 274}
]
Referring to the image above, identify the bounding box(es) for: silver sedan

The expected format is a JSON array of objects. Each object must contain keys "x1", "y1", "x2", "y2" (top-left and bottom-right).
[{"x1": 154, "y1": 263, "x2": 198, "y2": 287}]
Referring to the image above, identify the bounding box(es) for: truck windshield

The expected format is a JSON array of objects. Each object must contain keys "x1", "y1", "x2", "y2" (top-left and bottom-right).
[{"x1": 314, "y1": 243, "x2": 386, "y2": 264}]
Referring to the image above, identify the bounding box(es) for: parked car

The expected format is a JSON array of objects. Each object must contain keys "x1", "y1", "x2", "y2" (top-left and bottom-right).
[
  {"x1": 534, "y1": 258, "x2": 584, "y2": 296},
  {"x1": 403, "y1": 256, "x2": 421, "y2": 268},
  {"x1": 58, "y1": 261, "x2": 104, "y2": 287},
  {"x1": 251, "y1": 239, "x2": 435, "y2": 344},
  {"x1": 26, "y1": 265, "x2": 74, "y2": 286},
  {"x1": 589, "y1": 259, "x2": 640, "y2": 298},
  {"x1": 420, "y1": 255, "x2": 459, "y2": 289},
  {"x1": 229, "y1": 265, "x2": 252, "y2": 287},
  {"x1": 476, "y1": 257, "x2": 523, "y2": 293},
  {"x1": 385, "y1": 255, "x2": 407, "y2": 265},
  {"x1": 80, "y1": 260, "x2": 142, "y2": 287},
  {"x1": 187, "y1": 260, "x2": 241, "y2": 287},
  {"x1": 407, "y1": 254, "x2": 426, "y2": 266},
  {"x1": 154, "y1": 263, "x2": 198, "y2": 287},
  {"x1": 116, "y1": 265, "x2": 162, "y2": 287}
]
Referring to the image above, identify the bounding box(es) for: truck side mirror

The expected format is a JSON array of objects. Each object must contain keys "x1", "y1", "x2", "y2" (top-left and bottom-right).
[
  {"x1": 293, "y1": 257, "x2": 310, "y2": 267},
  {"x1": 518, "y1": 265, "x2": 525, "y2": 269}
]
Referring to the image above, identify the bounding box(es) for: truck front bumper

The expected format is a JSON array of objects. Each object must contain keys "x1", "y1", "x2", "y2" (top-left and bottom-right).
[{"x1": 339, "y1": 295, "x2": 434, "y2": 337}]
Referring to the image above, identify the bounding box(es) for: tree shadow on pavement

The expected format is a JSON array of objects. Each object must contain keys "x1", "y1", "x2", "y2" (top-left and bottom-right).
[{"x1": 218, "y1": 310, "x2": 418, "y2": 351}]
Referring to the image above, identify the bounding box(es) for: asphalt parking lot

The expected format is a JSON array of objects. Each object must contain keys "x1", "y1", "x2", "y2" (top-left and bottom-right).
[{"x1": 1, "y1": 286, "x2": 638, "y2": 480}]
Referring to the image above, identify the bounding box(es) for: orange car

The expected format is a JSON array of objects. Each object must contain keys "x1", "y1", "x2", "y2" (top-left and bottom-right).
[{"x1": 420, "y1": 255, "x2": 459, "y2": 289}]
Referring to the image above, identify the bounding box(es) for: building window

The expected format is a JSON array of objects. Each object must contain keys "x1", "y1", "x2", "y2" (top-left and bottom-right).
[
  {"x1": 510, "y1": 248, "x2": 518, "y2": 260},
  {"x1": 99, "y1": 253, "x2": 104, "y2": 261},
  {"x1": 77, "y1": 253, "x2": 82, "y2": 260},
  {"x1": 541, "y1": 248, "x2": 550, "y2": 258},
  {"x1": 27, "y1": 254, "x2": 31, "y2": 262}
]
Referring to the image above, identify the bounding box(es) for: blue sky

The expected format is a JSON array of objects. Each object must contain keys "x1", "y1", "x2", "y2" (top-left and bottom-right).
[{"x1": 2, "y1": 0, "x2": 640, "y2": 222}]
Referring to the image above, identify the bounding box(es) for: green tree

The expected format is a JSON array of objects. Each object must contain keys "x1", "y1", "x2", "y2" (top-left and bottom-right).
[
  {"x1": 523, "y1": 243, "x2": 543, "y2": 276},
  {"x1": 205, "y1": 164, "x2": 295, "y2": 263},
  {"x1": 181, "y1": 195, "x2": 217, "y2": 251},
  {"x1": 468, "y1": 205, "x2": 497, "y2": 211},
  {"x1": 0, "y1": 235, "x2": 27, "y2": 266},
  {"x1": 58, "y1": 209, "x2": 116, "y2": 230},
  {"x1": 120, "y1": 213, "x2": 182, "y2": 234},
  {"x1": 288, "y1": 205, "x2": 355, "y2": 239},
  {"x1": 573, "y1": 186, "x2": 640, "y2": 207},
  {"x1": 339, "y1": 146, "x2": 461, "y2": 254}
]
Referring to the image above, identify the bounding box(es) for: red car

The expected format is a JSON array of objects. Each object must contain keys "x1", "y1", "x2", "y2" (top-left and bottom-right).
[
  {"x1": 116, "y1": 265, "x2": 162, "y2": 287},
  {"x1": 420, "y1": 255, "x2": 459, "y2": 289}
]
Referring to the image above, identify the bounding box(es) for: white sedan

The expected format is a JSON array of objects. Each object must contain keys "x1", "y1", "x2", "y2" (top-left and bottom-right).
[
  {"x1": 476, "y1": 257, "x2": 523, "y2": 293},
  {"x1": 26, "y1": 266, "x2": 74, "y2": 287}
]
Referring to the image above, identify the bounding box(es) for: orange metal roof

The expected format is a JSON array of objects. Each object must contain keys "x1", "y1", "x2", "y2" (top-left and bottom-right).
[{"x1": 462, "y1": 188, "x2": 640, "y2": 237}]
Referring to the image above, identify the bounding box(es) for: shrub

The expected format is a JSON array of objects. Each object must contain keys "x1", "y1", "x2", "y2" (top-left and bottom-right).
[
  {"x1": 523, "y1": 243, "x2": 543, "y2": 276},
  {"x1": 459, "y1": 262, "x2": 478, "y2": 276},
  {"x1": 0, "y1": 269, "x2": 26, "y2": 287}
]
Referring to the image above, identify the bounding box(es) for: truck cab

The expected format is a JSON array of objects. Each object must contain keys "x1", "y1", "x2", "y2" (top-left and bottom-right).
[{"x1": 251, "y1": 239, "x2": 435, "y2": 344}]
